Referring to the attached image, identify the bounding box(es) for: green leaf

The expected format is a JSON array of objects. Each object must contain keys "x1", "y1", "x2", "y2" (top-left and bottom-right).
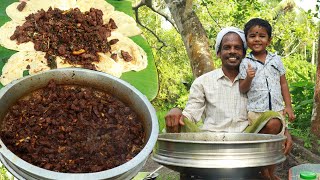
[
  {"x1": 180, "y1": 118, "x2": 201, "y2": 133},
  {"x1": 23, "y1": 70, "x2": 29, "y2": 76},
  {"x1": 121, "y1": 35, "x2": 158, "y2": 100},
  {"x1": 293, "y1": 71, "x2": 309, "y2": 81},
  {"x1": 107, "y1": 0, "x2": 158, "y2": 100},
  {"x1": 299, "y1": 99, "x2": 314, "y2": 106},
  {"x1": 0, "y1": 0, "x2": 158, "y2": 100},
  {"x1": 107, "y1": 0, "x2": 133, "y2": 16},
  {"x1": 290, "y1": 81, "x2": 313, "y2": 88}
]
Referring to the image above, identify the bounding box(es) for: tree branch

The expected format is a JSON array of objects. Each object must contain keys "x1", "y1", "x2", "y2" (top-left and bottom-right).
[
  {"x1": 142, "y1": 0, "x2": 178, "y2": 32},
  {"x1": 201, "y1": 0, "x2": 221, "y2": 30},
  {"x1": 132, "y1": 0, "x2": 180, "y2": 50},
  {"x1": 133, "y1": 8, "x2": 166, "y2": 50},
  {"x1": 282, "y1": 39, "x2": 300, "y2": 58}
]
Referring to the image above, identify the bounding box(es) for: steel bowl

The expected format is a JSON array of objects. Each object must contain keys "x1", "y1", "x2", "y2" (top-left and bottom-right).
[
  {"x1": 152, "y1": 132, "x2": 286, "y2": 176},
  {"x1": 0, "y1": 68, "x2": 159, "y2": 180}
]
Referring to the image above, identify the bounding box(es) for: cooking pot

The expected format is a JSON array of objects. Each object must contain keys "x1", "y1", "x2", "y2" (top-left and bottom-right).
[
  {"x1": 153, "y1": 132, "x2": 286, "y2": 176},
  {"x1": 0, "y1": 68, "x2": 159, "y2": 180}
]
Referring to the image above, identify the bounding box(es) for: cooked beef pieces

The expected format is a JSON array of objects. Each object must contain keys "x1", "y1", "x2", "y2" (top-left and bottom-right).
[
  {"x1": 0, "y1": 80, "x2": 145, "y2": 173},
  {"x1": 10, "y1": 8, "x2": 122, "y2": 70},
  {"x1": 17, "y1": 1, "x2": 27, "y2": 11}
]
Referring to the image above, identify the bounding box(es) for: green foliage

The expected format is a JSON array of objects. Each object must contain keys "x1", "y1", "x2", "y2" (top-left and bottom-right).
[
  {"x1": 153, "y1": 57, "x2": 191, "y2": 110},
  {"x1": 230, "y1": 0, "x2": 262, "y2": 25},
  {"x1": 136, "y1": 6, "x2": 194, "y2": 111},
  {"x1": 0, "y1": 165, "x2": 13, "y2": 180},
  {"x1": 290, "y1": 128, "x2": 313, "y2": 148},
  {"x1": 289, "y1": 78, "x2": 315, "y2": 130},
  {"x1": 194, "y1": 0, "x2": 319, "y2": 62},
  {"x1": 139, "y1": 0, "x2": 318, "y2": 140},
  {"x1": 283, "y1": 54, "x2": 316, "y2": 82},
  {"x1": 283, "y1": 56, "x2": 316, "y2": 130},
  {"x1": 150, "y1": 44, "x2": 192, "y2": 110}
]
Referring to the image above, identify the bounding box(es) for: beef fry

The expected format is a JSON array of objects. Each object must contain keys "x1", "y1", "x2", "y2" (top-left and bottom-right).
[
  {"x1": 0, "y1": 80, "x2": 145, "y2": 173},
  {"x1": 10, "y1": 8, "x2": 119, "y2": 70}
]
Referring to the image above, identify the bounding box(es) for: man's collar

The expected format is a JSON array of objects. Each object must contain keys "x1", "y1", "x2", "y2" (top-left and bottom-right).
[
  {"x1": 217, "y1": 68, "x2": 225, "y2": 79},
  {"x1": 217, "y1": 68, "x2": 239, "y2": 81}
]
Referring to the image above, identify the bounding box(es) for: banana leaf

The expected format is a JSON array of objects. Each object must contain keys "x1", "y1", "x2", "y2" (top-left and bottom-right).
[
  {"x1": 0, "y1": 0, "x2": 158, "y2": 100},
  {"x1": 180, "y1": 118, "x2": 200, "y2": 133}
]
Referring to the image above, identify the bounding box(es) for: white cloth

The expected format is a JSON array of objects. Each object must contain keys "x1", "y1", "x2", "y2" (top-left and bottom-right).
[
  {"x1": 182, "y1": 69, "x2": 248, "y2": 133},
  {"x1": 239, "y1": 52, "x2": 286, "y2": 112},
  {"x1": 214, "y1": 27, "x2": 247, "y2": 55}
]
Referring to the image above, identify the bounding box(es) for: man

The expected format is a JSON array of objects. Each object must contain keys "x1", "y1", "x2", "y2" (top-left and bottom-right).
[{"x1": 165, "y1": 27, "x2": 292, "y2": 179}]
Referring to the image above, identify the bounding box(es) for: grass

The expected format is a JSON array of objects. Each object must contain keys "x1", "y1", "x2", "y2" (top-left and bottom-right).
[{"x1": 290, "y1": 128, "x2": 313, "y2": 148}]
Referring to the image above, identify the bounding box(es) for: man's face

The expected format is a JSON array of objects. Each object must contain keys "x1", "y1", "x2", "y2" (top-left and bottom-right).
[{"x1": 217, "y1": 33, "x2": 245, "y2": 70}]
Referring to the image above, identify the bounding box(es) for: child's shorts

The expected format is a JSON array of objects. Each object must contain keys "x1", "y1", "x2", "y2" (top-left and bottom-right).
[{"x1": 246, "y1": 110, "x2": 286, "y2": 135}]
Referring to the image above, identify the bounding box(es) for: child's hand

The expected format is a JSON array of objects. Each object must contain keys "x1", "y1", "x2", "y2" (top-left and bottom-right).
[
  {"x1": 283, "y1": 106, "x2": 295, "y2": 122},
  {"x1": 246, "y1": 63, "x2": 255, "y2": 80}
]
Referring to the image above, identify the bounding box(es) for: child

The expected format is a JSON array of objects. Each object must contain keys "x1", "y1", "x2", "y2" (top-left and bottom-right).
[{"x1": 239, "y1": 18, "x2": 295, "y2": 180}]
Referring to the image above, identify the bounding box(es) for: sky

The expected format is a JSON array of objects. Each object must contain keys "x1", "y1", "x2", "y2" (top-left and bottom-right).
[
  {"x1": 294, "y1": 0, "x2": 318, "y2": 12},
  {"x1": 294, "y1": 0, "x2": 319, "y2": 22}
]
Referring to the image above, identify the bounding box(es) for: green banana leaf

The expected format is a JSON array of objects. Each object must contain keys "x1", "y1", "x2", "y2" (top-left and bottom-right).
[
  {"x1": 180, "y1": 118, "x2": 201, "y2": 133},
  {"x1": 0, "y1": 0, "x2": 158, "y2": 100}
]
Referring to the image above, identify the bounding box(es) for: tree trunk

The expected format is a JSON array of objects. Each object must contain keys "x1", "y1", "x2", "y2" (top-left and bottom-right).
[
  {"x1": 311, "y1": 29, "x2": 320, "y2": 137},
  {"x1": 164, "y1": 0, "x2": 214, "y2": 77}
]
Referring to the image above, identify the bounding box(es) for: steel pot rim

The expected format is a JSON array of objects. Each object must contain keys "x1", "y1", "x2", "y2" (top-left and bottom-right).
[
  {"x1": 153, "y1": 132, "x2": 287, "y2": 170},
  {"x1": 157, "y1": 132, "x2": 287, "y2": 144}
]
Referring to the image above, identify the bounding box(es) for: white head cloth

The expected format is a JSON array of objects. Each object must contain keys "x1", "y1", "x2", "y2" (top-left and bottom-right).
[{"x1": 215, "y1": 27, "x2": 247, "y2": 55}]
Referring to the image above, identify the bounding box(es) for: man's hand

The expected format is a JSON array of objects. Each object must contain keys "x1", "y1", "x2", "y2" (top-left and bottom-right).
[
  {"x1": 165, "y1": 108, "x2": 185, "y2": 133},
  {"x1": 283, "y1": 129, "x2": 293, "y2": 155},
  {"x1": 283, "y1": 106, "x2": 295, "y2": 122},
  {"x1": 246, "y1": 63, "x2": 255, "y2": 80}
]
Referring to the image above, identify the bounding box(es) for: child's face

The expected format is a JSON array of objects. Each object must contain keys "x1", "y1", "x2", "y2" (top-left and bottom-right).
[{"x1": 246, "y1": 25, "x2": 271, "y2": 54}]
